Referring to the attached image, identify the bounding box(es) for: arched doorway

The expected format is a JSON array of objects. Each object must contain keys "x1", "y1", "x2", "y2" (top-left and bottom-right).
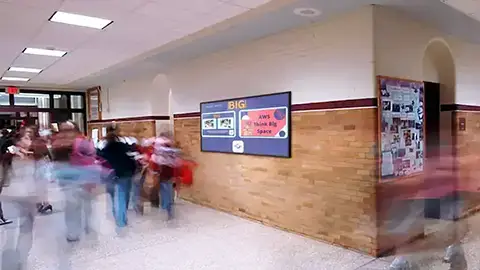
[
  {"x1": 422, "y1": 38, "x2": 456, "y2": 157},
  {"x1": 422, "y1": 39, "x2": 457, "y2": 231}
]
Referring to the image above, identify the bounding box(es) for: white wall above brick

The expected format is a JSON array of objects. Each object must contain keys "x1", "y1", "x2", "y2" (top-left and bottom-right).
[
  {"x1": 167, "y1": 7, "x2": 375, "y2": 114},
  {"x1": 100, "y1": 5, "x2": 480, "y2": 117},
  {"x1": 100, "y1": 73, "x2": 170, "y2": 119},
  {"x1": 374, "y1": 6, "x2": 480, "y2": 106}
]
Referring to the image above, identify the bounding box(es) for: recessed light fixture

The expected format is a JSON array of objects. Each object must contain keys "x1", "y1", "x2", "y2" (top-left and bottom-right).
[
  {"x1": 8, "y1": 67, "x2": 42, "y2": 73},
  {"x1": 50, "y1": 11, "x2": 113, "y2": 30},
  {"x1": 293, "y1": 7, "x2": 321, "y2": 17},
  {"x1": 1, "y1": 77, "x2": 30, "y2": 82},
  {"x1": 23, "y1": 47, "x2": 67, "y2": 57}
]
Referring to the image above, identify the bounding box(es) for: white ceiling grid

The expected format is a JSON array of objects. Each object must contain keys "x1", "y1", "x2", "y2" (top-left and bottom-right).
[{"x1": 0, "y1": 0, "x2": 270, "y2": 87}]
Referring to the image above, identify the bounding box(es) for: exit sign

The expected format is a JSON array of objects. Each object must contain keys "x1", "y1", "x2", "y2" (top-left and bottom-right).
[{"x1": 6, "y1": 86, "x2": 19, "y2": 94}]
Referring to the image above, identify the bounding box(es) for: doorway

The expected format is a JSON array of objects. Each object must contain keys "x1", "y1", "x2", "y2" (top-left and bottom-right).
[
  {"x1": 422, "y1": 39, "x2": 456, "y2": 232},
  {"x1": 424, "y1": 81, "x2": 441, "y2": 219},
  {"x1": 424, "y1": 81, "x2": 441, "y2": 160}
]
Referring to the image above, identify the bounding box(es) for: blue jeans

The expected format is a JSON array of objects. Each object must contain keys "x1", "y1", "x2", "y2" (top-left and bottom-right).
[
  {"x1": 159, "y1": 180, "x2": 173, "y2": 217},
  {"x1": 111, "y1": 177, "x2": 132, "y2": 227}
]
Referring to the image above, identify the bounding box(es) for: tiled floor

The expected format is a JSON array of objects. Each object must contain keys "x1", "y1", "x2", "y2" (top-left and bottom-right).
[{"x1": 1, "y1": 190, "x2": 480, "y2": 269}]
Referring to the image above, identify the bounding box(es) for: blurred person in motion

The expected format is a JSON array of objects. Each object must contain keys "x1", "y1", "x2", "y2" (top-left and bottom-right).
[
  {"x1": 1, "y1": 128, "x2": 15, "y2": 187},
  {"x1": 151, "y1": 133, "x2": 179, "y2": 220},
  {"x1": 31, "y1": 127, "x2": 54, "y2": 214},
  {"x1": 98, "y1": 125, "x2": 137, "y2": 231},
  {"x1": 51, "y1": 121, "x2": 101, "y2": 242},
  {"x1": 0, "y1": 128, "x2": 14, "y2": 225},
  {"x1": 0, "y1": 127, "x2": 40, "y2": 270},
  {"x1": 173, "y1": 141, "x2": 196, "y2": 200},
  {"x1": 386, "y1": 144, "x2": 471, "y2": 270},
  {"x1": 136, "y1": 137, "x2": 160, "y2": 212}
]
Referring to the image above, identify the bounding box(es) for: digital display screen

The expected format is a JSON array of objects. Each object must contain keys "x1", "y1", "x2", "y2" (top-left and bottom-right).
[{"x1": 200, "y1": 92, "x2": 291, "y2": 158}]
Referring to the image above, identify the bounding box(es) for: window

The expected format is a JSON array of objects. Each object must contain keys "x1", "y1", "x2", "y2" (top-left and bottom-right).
[
  {"x1": 72, "y1": 112, "x2": 85, "y2": 133},
  {"x1": 13, "y1": 93, "x2": 49, "y2": 108},
  {"x1": 0, "y1": 93, "x2": 9, "y2": 106},
  {"x1": 70, "y1": 95, "x2": 83, "y2": 109},
  {"x1": 38, "y1": 112, "x2": 50, "y2": 129},
  {"x1": 53, "y1": 94, "x2": 68, "y2": 108}
]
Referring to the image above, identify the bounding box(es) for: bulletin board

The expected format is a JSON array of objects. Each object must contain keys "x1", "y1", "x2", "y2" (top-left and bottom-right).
[{"x1": 378, "y1": 76, "x2": 425, "y2": 181}]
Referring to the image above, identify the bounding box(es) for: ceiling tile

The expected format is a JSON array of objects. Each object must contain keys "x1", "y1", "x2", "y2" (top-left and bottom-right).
[
  {"x1": 444, "y1": 0, "x2": 477, "y2": 15},
  {"x1": 0, "y1": 3, "x2": 53, "y2": 38},
  {"x1": 3, "y1": 70, "x2": 38, "y2": 79},
  {"x1": 197, "y1": 2, "x2": 249, "y2": 28},
  {"x1": 42, "y1": 46, "x2": 127, "y2": 82},
  {"x1": 11, "y1": 54, "x2": 60, "y2": 70},
  {"x1": 222, "y1": 0, "x2": 271, "y2": 9},
  {"x1": 0, "y1": 0, "x2": 63, "y2": 11},
  {"x1": 135, "y1": 0, "x2": 223, "y2": 20},
  {"x1": 0, "y1": 42, "x2": 24, "y2": 70},
  {"x1": 59, "y1": 0, "x2": 146, "y2": 21},
  {"x1": 30, "y1": 22, "x2": 99, "y2": 51}
]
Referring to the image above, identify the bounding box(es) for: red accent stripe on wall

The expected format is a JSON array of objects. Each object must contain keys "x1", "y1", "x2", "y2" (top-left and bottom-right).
[
  {"x1": 173, "y1": 112, "x2": 201, "y2": 119},
  {"x1": 173, "y1": 98, "x2": 377, "y2": 119},
  {"x1": 291, "y1": 98, "x2": 377, "y2": 111},
  {"x1": 441, "y1": 104, "x2": 480, "y2": 112},
  {"x1": 88, "y1": 115, "x2": 169, "y2": 124}
]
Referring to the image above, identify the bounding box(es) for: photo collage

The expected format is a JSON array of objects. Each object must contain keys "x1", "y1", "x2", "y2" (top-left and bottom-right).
[
  {"x1": 201, "y1": 111, "x2": 236, "y2": 138},
  {"x1": 379, "y1": 78, "x2": 424, "y2": 179}
]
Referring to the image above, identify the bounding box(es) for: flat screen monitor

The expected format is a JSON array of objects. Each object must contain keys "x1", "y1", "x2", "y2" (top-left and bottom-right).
[{"x1": 200, "y1": 92, "x2": 291, "y2": 158}]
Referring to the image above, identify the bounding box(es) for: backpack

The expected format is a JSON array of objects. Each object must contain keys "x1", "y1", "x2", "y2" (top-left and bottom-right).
[{"x1": 71, "y1": 136, "x2": 96, "y2": 166}]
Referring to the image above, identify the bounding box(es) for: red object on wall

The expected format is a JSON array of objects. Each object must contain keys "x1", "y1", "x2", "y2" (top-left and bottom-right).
[
  {"x1": 176, "y1": 160, "x2": 196, "y2": 186},
  {"x1": 6, "y1": 86, "x2": 19, "y2": 95}
]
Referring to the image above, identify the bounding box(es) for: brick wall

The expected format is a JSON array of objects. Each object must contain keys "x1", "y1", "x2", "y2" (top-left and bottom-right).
[
  {"x1": 454, "y1": 111, "x2": 480, "y2": 213},
  {"x1": 174, "y1": 108, "x2": 378, "y2": 255},
  {"x1": 87, "y1": 120, "x2": 156, "y2": 141}
]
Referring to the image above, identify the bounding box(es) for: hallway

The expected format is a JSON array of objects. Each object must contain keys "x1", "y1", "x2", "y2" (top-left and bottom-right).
[
  {"x1": 0, "y1": 192, "x2": 384, "y2": 270},
  {"x1": 3, "y1": 192, "x2": 480, "y2": 269}
]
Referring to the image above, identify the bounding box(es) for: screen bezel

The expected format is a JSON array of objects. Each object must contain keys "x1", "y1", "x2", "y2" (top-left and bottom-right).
[{"x1": 199, "y1": 91, "x2": 292, "y2": 158}]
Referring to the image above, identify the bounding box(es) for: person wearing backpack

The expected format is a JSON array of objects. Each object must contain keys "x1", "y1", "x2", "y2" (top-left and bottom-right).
[
  {"x1": 150, "y1": 135, "x2": 179, "y2": 220},
  {"x1": 98, "y1": 126, "x2": 137, "y2": 230}
]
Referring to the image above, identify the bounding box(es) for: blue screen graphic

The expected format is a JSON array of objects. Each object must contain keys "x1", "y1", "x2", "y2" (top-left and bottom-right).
[{"x1": 200, "y1": 92, "x2": 291, "y2": 158}]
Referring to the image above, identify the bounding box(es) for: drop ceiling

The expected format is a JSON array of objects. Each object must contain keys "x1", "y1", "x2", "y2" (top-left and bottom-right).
[
  {"x1": 0, "y1": 0, "x2": 479, "y2": 89},
  {"x1": 0, "y1": 0, "x2": 271, "y2": 88}
]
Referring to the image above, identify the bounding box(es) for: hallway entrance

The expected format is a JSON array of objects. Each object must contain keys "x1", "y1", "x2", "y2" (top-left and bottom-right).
[{"x1": 0, "y1": 90, "x2": 87, "y2": 132}]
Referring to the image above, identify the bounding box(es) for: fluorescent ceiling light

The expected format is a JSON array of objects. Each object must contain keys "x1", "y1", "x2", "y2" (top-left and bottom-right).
[
  {"x1": 1, "y1": 77, "x2": 29, "y2": 82},
  {"x1": 50, "y1": 11, "x2": 112, "y2": 29},
  {"x1": 8, "y1": 67, "x2": 42, "y2": 73},
  {"x1": 23, "y1": 47, "x2": 67, "y2": 57}
]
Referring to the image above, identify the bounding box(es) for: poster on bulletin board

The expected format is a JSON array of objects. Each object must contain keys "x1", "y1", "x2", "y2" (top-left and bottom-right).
[
  {"x1": 378, "y1": 76, "x2": 425, "y2": 181},
  {"x1": 200, "y1": 92, "x2": 291, "y2": 158}
]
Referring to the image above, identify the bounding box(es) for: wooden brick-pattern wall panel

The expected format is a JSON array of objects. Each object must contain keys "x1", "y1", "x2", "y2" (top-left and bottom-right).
[
  {"x1": 174, "y1": 109, "x2": 378, "y2": 255},
  {"x1": 455, "y1": 112, "x2": 480, "y2": 212},
  {"x1": 87, "y1": 120, "x2": 156, "y2": 141}
]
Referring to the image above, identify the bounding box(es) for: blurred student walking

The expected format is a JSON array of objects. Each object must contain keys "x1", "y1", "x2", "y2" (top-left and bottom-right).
[
  {"x1": 150, "y1": 134, "x2": 179, "y2": 220},
  {"x1": 0, "y1": 127, "x2": 40, "y2": 270},
  {"x1": 0, "y1": 128, "x2": 14, "y2": 226},
  {"x1": 98, "y1": 126, "x2": 136, "y2": 231},
  {"x1": 51, "y1": 121, "x2": 101, "y2": 242}
]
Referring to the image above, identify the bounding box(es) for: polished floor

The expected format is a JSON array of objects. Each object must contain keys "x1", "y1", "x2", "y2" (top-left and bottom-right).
[{"x1": 1, "y1": 189, "x2": 480, "y2": 269}]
